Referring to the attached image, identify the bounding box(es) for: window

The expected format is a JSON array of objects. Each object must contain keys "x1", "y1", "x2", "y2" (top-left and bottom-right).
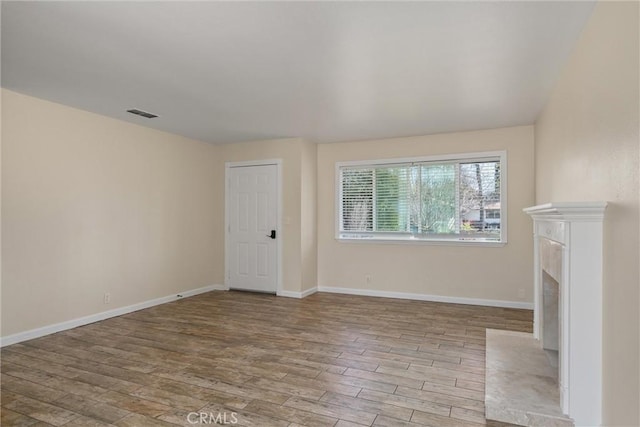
[{"x1": 337, "y1": 151, "x2": 506, "y2": 244}]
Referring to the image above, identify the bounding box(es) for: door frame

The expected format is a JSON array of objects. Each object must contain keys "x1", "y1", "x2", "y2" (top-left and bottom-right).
[{"x1": 224, "y1": 159, "x2": 283, "y2": 295}]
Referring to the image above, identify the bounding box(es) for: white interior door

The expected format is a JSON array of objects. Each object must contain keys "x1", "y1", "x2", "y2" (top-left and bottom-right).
[{"x1": 227, "y1": 164, "x2": 278, "y2": 293}]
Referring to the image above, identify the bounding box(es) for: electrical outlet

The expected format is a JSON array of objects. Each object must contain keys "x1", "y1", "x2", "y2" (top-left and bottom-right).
[
  {"x1": 103, "y1": 293, "x2": 111, "y2": 304},
  {"x1": 365, "y1": 275, "x2": 372, "y2": 285},
  {"x1": 517, "y1": 288, "x2": 525, "y2": 299}
]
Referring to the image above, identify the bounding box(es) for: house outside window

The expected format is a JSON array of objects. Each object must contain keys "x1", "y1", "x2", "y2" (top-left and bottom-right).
[{"x1": 336, "y1": 151, "x2": 507, "y2": 245}]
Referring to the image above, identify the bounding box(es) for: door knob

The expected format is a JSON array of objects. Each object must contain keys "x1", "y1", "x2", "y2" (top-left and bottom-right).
[{"x1": 267, "y1": 230, "x2": 276, "y2": 239}]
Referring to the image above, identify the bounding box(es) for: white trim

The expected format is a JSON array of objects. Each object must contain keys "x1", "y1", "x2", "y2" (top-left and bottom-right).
[
  {"x1": 224, "y1": 158, "x2": 282, "y2": 168},
  {"x1": 336, "y1": 237, "x2": 505, "y2": 247},
  {"x1": 277, "y1": 287, "x2": 318, "y2": 299},
  {"x1": 301, "y1": 287, "x2": 318, "y2": 298},
  {"x1": 317, "y1": 286, "x2": 532, "y2": 309},
  {"x1": 523, "y1": 201, "x2": 607, "y2": 221},
  {"x1": 335, "y1": 150, "x2": 507, "y2": 169},
  {"x1": 276, "y1": 162, "x2": 283, "y2": 296},
  {"x1": 225, "y1": 159, "x2": 283, "y2": 295},
  {"x1": 0, "y1": 284, "x2": 226, "y2": 347},
  {"x1": 335, "y1": 150, "x2": 508, "y2": 244}
]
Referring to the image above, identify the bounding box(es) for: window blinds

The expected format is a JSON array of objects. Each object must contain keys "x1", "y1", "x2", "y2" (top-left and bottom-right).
[{"x1": 339, "y1": 158, "x2": 502, "y2": 241}]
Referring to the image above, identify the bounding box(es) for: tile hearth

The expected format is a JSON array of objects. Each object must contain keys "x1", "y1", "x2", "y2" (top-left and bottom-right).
[{"x1": 485, "y1": 329, "x2": 573, "y2": 427}]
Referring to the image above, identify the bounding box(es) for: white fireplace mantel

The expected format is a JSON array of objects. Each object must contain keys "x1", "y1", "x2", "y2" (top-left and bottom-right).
[
  {"x1": 523, "y1": 202, "x2": 607, "y2": 426},
  {"x1": 523, "y1": 201, "x2": 607, "y2": 221}
]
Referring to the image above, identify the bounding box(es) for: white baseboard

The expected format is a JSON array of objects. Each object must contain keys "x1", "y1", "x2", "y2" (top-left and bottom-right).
[
  {"x1": 301, "y1": 287, "x2": 318, "y2": 298},
  {"x1": 0, "y1": 284, "x2": 226, "y2": 347},
  {"x1": 277, "y1": 287, "x2": 318, "y2": 299},
  {"x1": 317, "y1": 286, "x2": 533, "y2": 310}
]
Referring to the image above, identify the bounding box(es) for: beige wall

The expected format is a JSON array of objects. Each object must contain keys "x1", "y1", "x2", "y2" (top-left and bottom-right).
[
  {"x1": 300, "y1": 140, "x2": 318, "y2": 292},
  {"x1": 317, "y1": 126, "x2": 535, "y2": 304},
  {"x1": 1, "y1": 89, "x2": 222, "y2": 337},
  {"x1": 534, "y1": 2, "x2": 639, "y2": 425},
  {"x1": 0, "y1": 89, "x2": 3, "y2": 337},
  {"x1": 220, "y1": 138, "x2": 317, "y2": 294}
]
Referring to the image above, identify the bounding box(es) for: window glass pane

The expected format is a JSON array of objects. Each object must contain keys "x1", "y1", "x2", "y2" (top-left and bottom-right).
[
  {"x1": 421, "y1": 164, "x2": 457, "y2": 234},
  {"x1": 375, "y1": 166, "x2": 411, "y2": 232},
  {"x1": 341, "y1": 168, "x2": 373, "y2": 231},
  {"x1": 459, "y1": 161, "x2": 501, "y2": 237}
]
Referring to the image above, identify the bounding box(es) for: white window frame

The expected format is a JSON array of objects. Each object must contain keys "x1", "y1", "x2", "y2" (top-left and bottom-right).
[{"x1": 335, "y1": 151, "x2": 507, "y2": 246}]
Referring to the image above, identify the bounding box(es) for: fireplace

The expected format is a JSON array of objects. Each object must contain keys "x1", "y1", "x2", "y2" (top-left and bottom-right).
[{"x1": 523, "y1": 202, "x2": 607, "y2": 426}]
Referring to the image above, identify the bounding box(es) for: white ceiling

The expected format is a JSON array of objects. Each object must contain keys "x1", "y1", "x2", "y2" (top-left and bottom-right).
[{"x1": 1, "y1": 1, "x2": 595, "y2": 144}]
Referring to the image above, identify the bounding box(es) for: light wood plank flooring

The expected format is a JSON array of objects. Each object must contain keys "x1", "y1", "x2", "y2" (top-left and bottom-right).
[{"x1": 1, "y1": 291, "x2": 532, "y2": 426}]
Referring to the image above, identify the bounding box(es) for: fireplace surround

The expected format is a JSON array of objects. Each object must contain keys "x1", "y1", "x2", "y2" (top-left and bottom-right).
[{"x1": 523, "y1": 202, "x2": 607, "y2": 426}]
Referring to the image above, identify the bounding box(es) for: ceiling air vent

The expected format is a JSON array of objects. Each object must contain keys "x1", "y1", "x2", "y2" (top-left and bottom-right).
[{"x1": 127, "y1": 109, "x2": 158, "y2": 119}]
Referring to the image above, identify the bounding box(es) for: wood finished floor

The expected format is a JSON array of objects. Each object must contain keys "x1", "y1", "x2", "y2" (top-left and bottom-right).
[{"x1": 1, "y1": 291, "x2": 532, "y2": 427}]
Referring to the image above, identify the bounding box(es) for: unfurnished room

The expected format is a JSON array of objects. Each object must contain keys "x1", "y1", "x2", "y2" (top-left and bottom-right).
[{"x1": 0, "y1": 1, "x2": 638, "y2": 426}]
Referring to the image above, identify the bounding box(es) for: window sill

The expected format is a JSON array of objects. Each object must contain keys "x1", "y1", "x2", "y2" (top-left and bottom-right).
[{"x1": 336, "y1": 236, "x2": 506, "y2": 247}]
